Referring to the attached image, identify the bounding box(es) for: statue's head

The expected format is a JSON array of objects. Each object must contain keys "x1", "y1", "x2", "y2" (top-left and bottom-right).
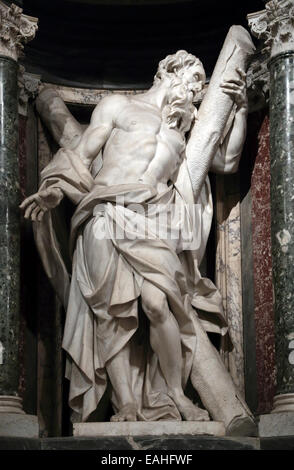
[
  {"x1": 154, "y1": 50, "x2": 205, "y2": 134},
  {"x1": 154, "y1": 50, "x2": 206, "y2": 102}
]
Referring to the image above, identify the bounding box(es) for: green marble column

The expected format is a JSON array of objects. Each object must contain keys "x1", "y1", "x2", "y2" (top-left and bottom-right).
[
  {"x1": 0, "y1": 3, "x2": 38, "y2": 433},
  {"x1": 269, "y1": 51, "x2": 294, "y2": 411},
  {"x1": 0, "y1": 56, "x2": 21, "y2": 400}
]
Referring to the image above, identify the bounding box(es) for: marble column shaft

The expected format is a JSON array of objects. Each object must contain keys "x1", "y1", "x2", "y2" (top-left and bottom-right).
[
  {"x1": 269, "y1": 51, "x2": 294, "y2": 398},
  {"x1": 0, "y1": 55, "x2": 20, "y2": 396}
]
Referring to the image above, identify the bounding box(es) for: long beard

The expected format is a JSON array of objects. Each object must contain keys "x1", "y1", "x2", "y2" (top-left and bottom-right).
[{"x1": 162, "y1": 83, "x2": 195, "y2": 134}]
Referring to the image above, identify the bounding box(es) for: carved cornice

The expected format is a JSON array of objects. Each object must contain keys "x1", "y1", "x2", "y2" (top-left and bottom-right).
[
  {"x1": 248, "y1": 0, "x2": 294, "y2": 57},
  {"x1": 0, "y1": 2, "x2": 38, "y2": 61}
]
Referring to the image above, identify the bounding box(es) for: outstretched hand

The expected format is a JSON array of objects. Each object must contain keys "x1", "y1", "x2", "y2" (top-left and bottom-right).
[
  {"x1": 220, "y1": 68, "x2": 247, "y2": 111},
  {"x1": 20, "y1": 187, "x2": 64, "y2": 221}
]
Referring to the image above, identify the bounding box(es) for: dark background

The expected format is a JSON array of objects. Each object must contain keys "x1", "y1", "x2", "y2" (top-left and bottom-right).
[{"x1": 17, "y1": 0, "x2": 266, "y2": 89}]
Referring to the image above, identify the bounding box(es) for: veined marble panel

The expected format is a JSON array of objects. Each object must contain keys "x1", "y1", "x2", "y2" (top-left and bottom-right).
[{"x1": 215, "y1": 175, "x2": 244, "y2": 396}]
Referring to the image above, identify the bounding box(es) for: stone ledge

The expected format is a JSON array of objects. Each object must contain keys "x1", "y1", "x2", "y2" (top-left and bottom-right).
[
  {"x1": 42, "y1": 435, "x2": 259, "y2": 451},
  {"x1": 0, "y1": 437, "x2": 40, "y2": 450},
  {"x1": 73, "y1": 421, "x2": 225, "y2": 438},
  {"x1": 0, "y1": 435, "x2": 263, "y2": 451},
  {"x1": 261, "y1": 436, "x2": 294, "y2": 450}
]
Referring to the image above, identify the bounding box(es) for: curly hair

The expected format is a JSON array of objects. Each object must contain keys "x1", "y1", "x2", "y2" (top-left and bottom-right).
[
  {"x1": 154, "y1": 50, "x2": 205, "y2": 88},
  {"x1": 154, "y1": 51, "x2": 205, "y2": 134}
]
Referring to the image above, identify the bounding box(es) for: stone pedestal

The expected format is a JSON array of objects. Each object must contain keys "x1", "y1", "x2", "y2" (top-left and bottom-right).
[
  {"x1": 0, "y1": 1, "x2": 38, "y2": 434},
  {"x1": 259, "y1": 412, "x2": 294, "y2": 437},
  {"x1": 0, "y1": 413, "x2": 39, "y2": 438}
]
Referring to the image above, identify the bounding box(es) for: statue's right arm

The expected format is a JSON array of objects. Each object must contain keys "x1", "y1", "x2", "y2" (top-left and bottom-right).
[
  {"x1": 20, "y1": 95, "x2": 123, "y2": 221},
  {"x1": 71, "y1": 94, "x2": 119, "y2": 169}
]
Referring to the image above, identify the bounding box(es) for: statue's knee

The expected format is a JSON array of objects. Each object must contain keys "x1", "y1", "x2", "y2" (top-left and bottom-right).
[{"x1": 142, "y1": 292, "x2": 169, "y2": 324}]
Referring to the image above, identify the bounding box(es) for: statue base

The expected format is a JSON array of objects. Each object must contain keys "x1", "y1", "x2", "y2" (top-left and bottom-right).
[
  {"x1": 0, "y1": 413, "x2": 39, "y2": 438},
  {"x1": 259, "y1": 412, "x2": 294, "y2": 437},
  {"x1": 73, "y1": 421, "x2": 226, "y2": 437}
]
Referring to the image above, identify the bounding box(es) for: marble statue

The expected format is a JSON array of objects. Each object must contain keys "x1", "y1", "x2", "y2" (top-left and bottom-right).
[{"x1": 21, "y1": 26, "x2": 257, "y2": 435}]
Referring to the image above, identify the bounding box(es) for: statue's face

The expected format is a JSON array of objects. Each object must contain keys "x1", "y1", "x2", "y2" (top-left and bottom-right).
[
  {"x1": 154, "y1": 51, "x2": 205, "y2": 104},
  {"x1": 178, "y1": 62, "x2": 205, "y2": 101}
]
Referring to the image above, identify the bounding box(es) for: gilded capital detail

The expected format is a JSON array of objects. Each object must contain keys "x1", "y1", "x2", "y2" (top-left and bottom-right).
[
  {"x1": 0, "y1": 1, "x2": 38, "y2": 61},
  {"x1": 248, "y1": 0, "x2": 294, "y2": 57}
]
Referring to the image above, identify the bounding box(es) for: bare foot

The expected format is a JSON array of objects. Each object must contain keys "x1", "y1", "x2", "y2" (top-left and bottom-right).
[
  {"x1": 110, "y1": 403, "x2": 137, "y2": 422},
  {"x1": 168, "y1": 390, "x2": 210, "y2": 422}
]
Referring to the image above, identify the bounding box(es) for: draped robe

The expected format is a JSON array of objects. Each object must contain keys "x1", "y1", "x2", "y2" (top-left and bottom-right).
[{"x1": 34, "y1": 145, "x2": 228, "y2": 421}]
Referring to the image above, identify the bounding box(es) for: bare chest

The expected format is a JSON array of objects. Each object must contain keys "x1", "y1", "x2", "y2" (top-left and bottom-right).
[
  {"x1": 114, "y1": 102, "x2": 184, "y2": 153},
  {"x1": 116, "y1": 102, "x2": 162, "y2": 134}
]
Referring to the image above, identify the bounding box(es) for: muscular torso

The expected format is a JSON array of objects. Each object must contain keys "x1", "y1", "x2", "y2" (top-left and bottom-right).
[{"x1": 94, "y1": 97, "x2": 185, "y2": 192}]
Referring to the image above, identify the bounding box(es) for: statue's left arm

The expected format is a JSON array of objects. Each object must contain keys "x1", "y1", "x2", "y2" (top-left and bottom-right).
[{"x1": 210, "y1": 68, "x2": 248, "y2": 174}]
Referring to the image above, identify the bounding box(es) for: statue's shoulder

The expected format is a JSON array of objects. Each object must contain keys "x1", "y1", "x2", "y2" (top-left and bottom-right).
[
  {"x1": 91, "y1": 94, "x2": 129, "y2": 123},
  {"x1": 97, "y1": 93, "x2": 129, "y2": 111}
]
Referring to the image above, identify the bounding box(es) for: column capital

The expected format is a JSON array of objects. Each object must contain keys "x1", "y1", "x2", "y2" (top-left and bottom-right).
[
  {"x1": 248, "y1": 0, "x2": 294, "y2": 58},
  {"x1": 0, "y1": 1, "x2": 38, "y2": 61}
]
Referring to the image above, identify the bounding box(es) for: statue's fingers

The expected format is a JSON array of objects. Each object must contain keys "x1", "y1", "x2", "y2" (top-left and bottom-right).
[
  {"x1": 24, "y1": 202, "x2": 37, "y2": 219},
  {"x1": 220, "y1": 87, "x2": 238, "y2": 97},
  {"x1": 222, "y1": 78, "x2": 243, "y2": 86},
  {"x1": 31, "y1": 206, "x2": 42, "y2": 222},
  {"x1": 34, "y1": 194, "x2": 48, "y2": 211},
  {"x1": 37, "y1": 209, "x2": 46, "y2": 222},
  {"x1": 220, "y1": 83, "x2": 239, "y2": 91},
  {"x1": 237, "y1": 67, "x2": 246, "y2": 79},
  {"x1": 221, "y1": 88, "x2": 244, "y2": 106},
  {"x1": 20, "y1": 194, "x2": 37, "y2": 209}
]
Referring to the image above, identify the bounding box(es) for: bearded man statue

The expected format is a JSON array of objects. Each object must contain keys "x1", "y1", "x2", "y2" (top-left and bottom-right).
[{"x1": 21, "y1": 30, "x2": 257, "y2": 436}]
